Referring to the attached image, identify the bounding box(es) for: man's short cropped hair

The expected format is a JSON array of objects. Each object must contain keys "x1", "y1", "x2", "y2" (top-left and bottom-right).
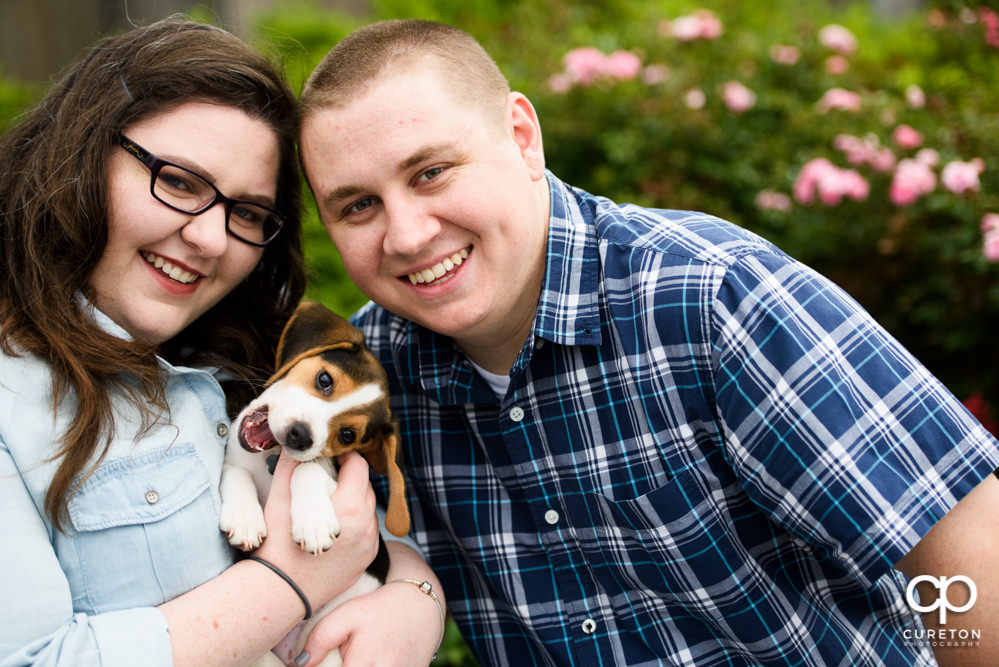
[{"x1": 300, "y1": 19, "x2": 511, "y2": 124}]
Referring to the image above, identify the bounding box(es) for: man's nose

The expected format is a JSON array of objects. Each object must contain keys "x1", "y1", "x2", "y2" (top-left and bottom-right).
[{"x1": 381, "y1": 198, "x2": 442, "y2": 257}]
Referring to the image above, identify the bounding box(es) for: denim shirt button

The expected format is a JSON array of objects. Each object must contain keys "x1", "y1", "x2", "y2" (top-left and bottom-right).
[
  {"x1": 216, "y1": 422, "x2": 229, "y2": 438},
  {"x1": 144, "y1": 490, "x2": 160, "y2": 505}
]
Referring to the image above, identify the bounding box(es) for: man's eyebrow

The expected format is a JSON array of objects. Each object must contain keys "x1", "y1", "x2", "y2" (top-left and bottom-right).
[
  {"x1": 399, "y1": 142, "x2": 454, "y2": 171},
  {"x1": 323, "y1": 184, "x2": 364, "y2": 210}
]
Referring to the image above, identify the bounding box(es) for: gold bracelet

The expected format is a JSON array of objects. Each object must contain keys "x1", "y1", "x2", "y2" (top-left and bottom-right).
[{"x1": 390, "y1": 578, "x2": 445, "y2": 661}]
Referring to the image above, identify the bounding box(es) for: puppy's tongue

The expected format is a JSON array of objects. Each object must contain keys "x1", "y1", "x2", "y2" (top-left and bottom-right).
[{"x1": 238, "y1": 406, "x2": 277, "y2": 452}]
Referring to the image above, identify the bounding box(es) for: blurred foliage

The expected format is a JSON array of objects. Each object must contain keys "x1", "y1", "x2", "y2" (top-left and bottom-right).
[{"x1": 3, "y1": 2, "x2": 998, "y2": 661}]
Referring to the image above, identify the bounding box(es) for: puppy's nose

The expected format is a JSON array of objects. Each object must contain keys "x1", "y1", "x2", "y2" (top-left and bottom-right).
[{"x1": 285, "y1": 422, "x2": 313, "y2": 451}]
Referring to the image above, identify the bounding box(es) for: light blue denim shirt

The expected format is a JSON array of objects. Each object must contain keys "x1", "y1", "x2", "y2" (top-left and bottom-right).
[{"x1": 0, "y1": 307, "x2": 234, "y2": 666}]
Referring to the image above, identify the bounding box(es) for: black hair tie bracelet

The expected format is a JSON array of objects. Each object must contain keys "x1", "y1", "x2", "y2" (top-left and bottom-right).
[{"x1": 248, "y1": 556, "x2": 312, "y2": 620}]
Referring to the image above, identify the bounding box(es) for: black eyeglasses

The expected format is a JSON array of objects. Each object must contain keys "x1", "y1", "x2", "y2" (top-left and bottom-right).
[{"x1": 117, "y1": 135, "x2": 285, "y2": 247}]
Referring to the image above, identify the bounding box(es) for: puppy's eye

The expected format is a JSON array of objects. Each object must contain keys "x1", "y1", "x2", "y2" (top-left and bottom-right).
[
  {"x1": 315, "y1": 370, "x2": 334, "y2": 395},
  {"x1": 339, "y1": 428, "x2": 357, "y2": 445}
]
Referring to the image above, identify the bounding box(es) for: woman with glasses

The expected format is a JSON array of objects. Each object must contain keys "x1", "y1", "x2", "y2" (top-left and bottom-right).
[{"x1": 0, "y1": 18, "x2": 443, "y2": 667}]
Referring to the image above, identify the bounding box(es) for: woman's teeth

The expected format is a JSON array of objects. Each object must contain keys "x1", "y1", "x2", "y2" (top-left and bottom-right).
[
  {"x1": 408, "y1": 248, "x2": 469, "y2": 285},
  {"x1": 142, "y1": 251, "x2": 198, "y2": 284}
]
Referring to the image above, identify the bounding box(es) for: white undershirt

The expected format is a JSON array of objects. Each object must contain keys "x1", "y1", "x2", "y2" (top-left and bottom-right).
[{"x1": 468, "y1": 359, "x2": 511, "y2": 398}]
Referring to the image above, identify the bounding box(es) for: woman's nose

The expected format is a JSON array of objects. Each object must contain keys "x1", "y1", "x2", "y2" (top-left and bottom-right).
[{"x1": 180, "y1": 203, "x2": 230, "y2": 257}]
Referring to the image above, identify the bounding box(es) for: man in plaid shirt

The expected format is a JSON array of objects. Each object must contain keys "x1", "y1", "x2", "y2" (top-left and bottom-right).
[{"x1": 299, "y1": 19, "x2": 999, "y2": 666}]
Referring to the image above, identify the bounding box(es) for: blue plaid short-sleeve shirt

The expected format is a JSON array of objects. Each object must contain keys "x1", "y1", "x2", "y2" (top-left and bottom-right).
[{"x1": 353, "y1": 173, "x2": 998, "y2": 666}]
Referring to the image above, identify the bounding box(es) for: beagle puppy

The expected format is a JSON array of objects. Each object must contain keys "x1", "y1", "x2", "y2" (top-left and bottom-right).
[{"x1": 219, "y1": 301, "x2": 410, "y2": 667}]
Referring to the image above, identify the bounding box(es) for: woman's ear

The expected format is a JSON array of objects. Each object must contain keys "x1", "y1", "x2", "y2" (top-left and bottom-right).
[{"x1": 506, "y1": 92, "x2": 546, "y2": 180}]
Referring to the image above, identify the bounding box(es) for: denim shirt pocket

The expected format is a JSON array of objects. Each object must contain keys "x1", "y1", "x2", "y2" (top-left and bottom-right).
[{"x1": 66, "y1": 442, "x2": 231, "y2": 614}]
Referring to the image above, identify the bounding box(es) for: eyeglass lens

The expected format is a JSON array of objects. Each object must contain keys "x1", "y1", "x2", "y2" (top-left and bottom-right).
[{"x1": 153, "y1": 163, "x2": 282, "y2": 245}]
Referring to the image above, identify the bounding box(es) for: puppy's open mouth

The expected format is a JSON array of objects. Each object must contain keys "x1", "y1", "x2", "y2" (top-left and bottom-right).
[{"x1": 238, "y1": 406, "x2": 277, "y2": 452}]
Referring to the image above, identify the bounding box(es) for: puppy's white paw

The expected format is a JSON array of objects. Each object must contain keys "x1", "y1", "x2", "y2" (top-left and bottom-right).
[
  {"x1": 220, "y1": 497, "x2": 268, "y2": 551},
  {"x1": 291, "y1": 499, "x2": 341, "y2": 554}
]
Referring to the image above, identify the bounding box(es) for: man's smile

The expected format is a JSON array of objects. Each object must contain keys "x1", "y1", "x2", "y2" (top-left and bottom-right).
[{"x1": 406, "y1": 246, "x2": 470, "y2": 286}]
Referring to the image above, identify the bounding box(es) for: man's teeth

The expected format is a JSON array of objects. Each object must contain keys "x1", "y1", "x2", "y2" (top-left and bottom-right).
[
  {"x1": 408, "y1": 248, "x2": 469, "y2": 285},
  {"x1": 142, "y1": 252, "x2": 198, "y2": 284}
]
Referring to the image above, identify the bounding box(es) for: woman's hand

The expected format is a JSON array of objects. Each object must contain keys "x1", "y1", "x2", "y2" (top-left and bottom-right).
[
  {"x1": 295, "y1": 542, "x2": 446, "y2": 667},
  {"x1": 254, "y1": 450, "x2": 381, "y2": 609}
]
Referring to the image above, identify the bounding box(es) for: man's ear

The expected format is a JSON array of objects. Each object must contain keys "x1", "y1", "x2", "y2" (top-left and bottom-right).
[{"x1": 507, "y1": 92, "x2": 546, "y2": 179}]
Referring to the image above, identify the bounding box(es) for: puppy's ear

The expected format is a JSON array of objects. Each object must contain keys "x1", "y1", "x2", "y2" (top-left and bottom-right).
[
  {"x1": 366, "y1": 427, "x2": 410, "y2": 537},
  {"x1": 276, "y1": 302, "x2": 364, "y2": 369}
]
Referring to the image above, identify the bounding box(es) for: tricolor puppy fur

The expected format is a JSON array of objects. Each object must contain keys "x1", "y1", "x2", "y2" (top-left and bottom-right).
[{"x1": 219, "y1": 301, "x2": 410, "y2": 667}]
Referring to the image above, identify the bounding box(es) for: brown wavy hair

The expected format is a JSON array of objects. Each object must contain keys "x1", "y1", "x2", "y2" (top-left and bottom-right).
[{"x1": 0, "y1": 18, "x2": 306, "y2": 531}]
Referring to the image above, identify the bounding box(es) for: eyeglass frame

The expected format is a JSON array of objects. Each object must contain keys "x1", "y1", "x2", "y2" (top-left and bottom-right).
[{"x1": 116, "y1": 135, "x2": 286, "y2": 247}]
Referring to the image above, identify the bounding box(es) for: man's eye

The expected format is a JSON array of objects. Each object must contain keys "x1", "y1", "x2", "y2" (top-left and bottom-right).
[
  {"x1": 315, "y1": 370, "x2": 334, "y2": 395},
  {"x1": 347, "y1": 197, "x2": 374, "y2": 215},
  {"x1": 418, "y1": 166, "x2": 444, "y2": 182}
]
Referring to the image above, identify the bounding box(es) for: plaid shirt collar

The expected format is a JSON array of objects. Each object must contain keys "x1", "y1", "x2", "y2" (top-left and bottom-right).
[{"x1": 391, "y1": 172, "x2": 601, "y2": 405}]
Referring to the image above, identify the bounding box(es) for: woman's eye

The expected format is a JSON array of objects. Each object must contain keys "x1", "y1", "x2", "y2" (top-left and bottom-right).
[
  {"x1": 158, "y1": 172, "x2": 199, "y2": 194},
  {"x1": 315, "y1": 370, "x2": 334, "y2": 395},
  {"x1": 231, "y1": 205, "x2": 264, "y2": 225}
]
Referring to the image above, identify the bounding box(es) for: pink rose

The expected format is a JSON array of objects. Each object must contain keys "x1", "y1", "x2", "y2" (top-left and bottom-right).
[
  {"x1": 818, "y1": 24, "x2": 858, "y2": 54},
  {"x1": 834, "y1": 133, "x2": 895, "y2": 171},
  {"x1": 984, "y1": 233, "x2": 999, "y2": 263},
  {"x1": 770, "y1": 44, "x2": 800, "y2": 65},
  {"x1": 667, "y1": 10, "x2": 723, "y2": 41},
  {"x1": 824, "y1": 55, "x2": 850, "y2": 75},
  {"x1": 693, "y1": 10, "x2": 724, "y2": 39},
  {"x1": 563, "y1": 47, "x2": 608, "y2": 85},
  {"x1": 916, "y1": 148, "x2": 940, "y2": 167},
  {"x1": 980, "y1": 8, "x2": 999, "y2": 49},
  {"x1": 983, "y1": 214, "x2": 999, "y2": 262},
  {"x1": 793, "y1": 158, "x2": 868, "y2": 206},
  {"x1": 755, "y1": 189, "x2": 792, "y2": 212},
  {"x1": 981, "y1": 212, "x2": 999, "y2": 233},
  {"x1": 642, "y1": 64, "x2": 670, "y2": 85},
  {"x1": 606, "y1": 50, "x2": 642, "y2": 80},
  {"x1": 817, "y1": 88, "x2": 861, "y2": 112},
  {"x1": 905, "y1": 84, "x2": 926, "y2": 109},
  {"x1": 684, "y1": 88, "x2": 706, "y2": 109},
  {"x1": 669, "y1": 15, "x2": 702, "y2": 41},
  {"x1": 890, "y1": 158, "x2": 936, "y2": 206},
  {"x1": 892, "y1": 124, "x2": 923, "y2": 149},
  {"x1": 941, "y1": 158, "x2": 985, "y2": 194},
  {"x1": 722, "y1": 81, "x2": 756, "y2": 114},
  {"x1": 548, "y1": 73, "x2": 571, "y2": 93}
]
